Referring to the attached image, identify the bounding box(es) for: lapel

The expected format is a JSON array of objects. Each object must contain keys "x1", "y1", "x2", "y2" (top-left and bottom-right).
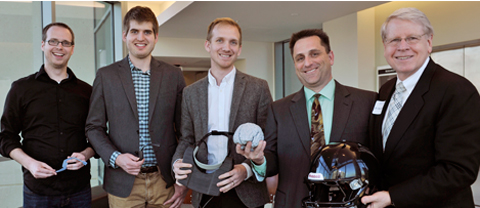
[
  {"x1": 148, "y1": 58, "x2": 164, "y2": 123},
  {"x1": 383, "y1": 59, "x2": 435, "y2": 160},
  {"x1": 374, "y1": 79, "x2": 395, "y2": 159},
  {"x1": 290, "y1": 88, "x2": 311, "y2": 156},
  {"x1": 330, "y1": 81, "x2": 353, "y2": 142},
  {"x1": 117, "y1": 57, "x2": 138, "y2": 120},
  {"x1": 197, "y1": 77, "x2": 210, "y2": 138},
  {"x1": 229, "y1": 71, "x2": 247, "y2": 132}
]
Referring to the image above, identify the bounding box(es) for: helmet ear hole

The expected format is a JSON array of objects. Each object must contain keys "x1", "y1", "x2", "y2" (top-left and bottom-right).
[{"x1": 303, "y1": 142, "x2": 379, "y2": 207}]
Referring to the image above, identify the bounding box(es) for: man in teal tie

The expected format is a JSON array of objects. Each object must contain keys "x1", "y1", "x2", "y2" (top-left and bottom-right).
[{"x1": 238, "y1": 29, "x2": 377, "y2": 208}]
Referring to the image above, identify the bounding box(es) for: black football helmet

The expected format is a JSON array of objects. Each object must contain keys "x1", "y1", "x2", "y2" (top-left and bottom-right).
[{"x1": 302, "y1": 141, "x2": 379, "y2": 208}]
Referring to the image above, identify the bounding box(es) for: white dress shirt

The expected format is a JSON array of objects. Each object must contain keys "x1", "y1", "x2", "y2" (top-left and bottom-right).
[
  {"x1": 382, "y1": 57, "x2": 430, "y2": 135},
  {"x1": 207, "y1": 68, "x2": 235, "y2": 167},
  {"x1": 206, "y1": 67, "x2": 253, "y2": 178}
]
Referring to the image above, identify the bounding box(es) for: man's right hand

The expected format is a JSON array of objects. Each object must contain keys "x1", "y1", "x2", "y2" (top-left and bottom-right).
[
  {"x1": 173, "y1": 159, "x2": 192, "y2": 180},
  {"x1": 115, "y1": 153, "x2": 144, "y2": 175},
  {"x1": 26, "y1": 160, "x2": 57, "y2": 179},
  {"x1": 9, "y1": 148, "x2": 56, "y2": 179}
]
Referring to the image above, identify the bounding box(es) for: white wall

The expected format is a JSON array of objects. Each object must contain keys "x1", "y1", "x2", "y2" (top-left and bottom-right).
[
  {"x1": 324, "y1": 13, "x2": 360, "y2": 88},
  {"x1": 374, "y1": 1, "x2": 480, "y2": 67},
  {"x1": 323, "y1": 8, "x2": 376, "y2": 91},
  {"x1": 152, "y1": 37, "x2": 275, "y2": 96},
  {"x1": 357, "y1": 8, "x2": 376, "y2": 91}
]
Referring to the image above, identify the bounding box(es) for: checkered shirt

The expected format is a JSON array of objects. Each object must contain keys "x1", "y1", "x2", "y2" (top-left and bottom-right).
[
  {"x1": 108, "y1": 57, "x2": 157, "y2": 168},
  {"x1": 129, "y1": 57, "x2": 157, "y2": 167}
]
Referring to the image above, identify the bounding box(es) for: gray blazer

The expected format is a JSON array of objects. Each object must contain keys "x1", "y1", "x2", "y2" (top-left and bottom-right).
[
  {"x1": 173, "y1": 70, "x2": 272, "y2": 208},
  {"x1": 86, "y1": 57, "x2": 185, "y2": 197},
  {"x1": 264, "y1": 81, "x2": 377, "y2": 208}
]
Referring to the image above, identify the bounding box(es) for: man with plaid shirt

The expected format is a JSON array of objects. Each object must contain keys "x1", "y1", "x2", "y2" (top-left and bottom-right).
[{"x1": 86, "y1": 6, "x2": 187, "y2": 208}]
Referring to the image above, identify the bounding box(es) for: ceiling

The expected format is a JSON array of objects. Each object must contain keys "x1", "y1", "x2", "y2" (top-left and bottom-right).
[{"x1": 156, "y1": 1, "x2": 388, "y2": 68}]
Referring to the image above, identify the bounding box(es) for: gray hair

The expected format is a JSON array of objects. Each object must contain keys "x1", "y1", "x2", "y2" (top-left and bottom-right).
[{"x1": 381, "y1": 7, "x2": 434, "y2": 42}]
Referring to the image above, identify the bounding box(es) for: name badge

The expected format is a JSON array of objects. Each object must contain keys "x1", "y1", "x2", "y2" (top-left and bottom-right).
[{"x1": 372, "y1": 101, "x2": 385, "y2": 115}]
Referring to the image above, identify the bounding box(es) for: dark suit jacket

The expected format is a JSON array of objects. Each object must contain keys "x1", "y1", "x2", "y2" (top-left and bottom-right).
[
  {"x1": 173, "y1": 70, "x2": 272, "y2": 208},
  {"x1": 371, "y1": 59, "x2": 480, "y2": 207},
  {"x1": 264, "y1": 80, "x2": 377, "y2": 208},
  {"x1": 86, "y1": 57, "x2": 185, "y2": 197}
]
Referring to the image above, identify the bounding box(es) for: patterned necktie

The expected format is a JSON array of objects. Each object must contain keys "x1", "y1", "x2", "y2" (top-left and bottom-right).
[
  {"x1": 310, "y1": 94, "x2": 325, "y2": 157},
  {"x1": 382, "y1": 82, "x2": 407, "y2": 150}
]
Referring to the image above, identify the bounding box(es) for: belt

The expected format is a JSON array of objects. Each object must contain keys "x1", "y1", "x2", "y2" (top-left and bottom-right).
[{"x1": 140, "y1": 166, "x2": 158, "y2": 173}]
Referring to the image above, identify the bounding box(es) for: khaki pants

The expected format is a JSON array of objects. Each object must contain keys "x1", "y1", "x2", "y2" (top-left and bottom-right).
[{"x1": 108, "y1": 168, "x2": 174, "y2": 208}]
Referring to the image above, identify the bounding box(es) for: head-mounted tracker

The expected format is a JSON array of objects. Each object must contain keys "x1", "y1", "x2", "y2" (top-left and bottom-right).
[{"x1": 178, "y1": 131, "x2": 234, "y2": 196}]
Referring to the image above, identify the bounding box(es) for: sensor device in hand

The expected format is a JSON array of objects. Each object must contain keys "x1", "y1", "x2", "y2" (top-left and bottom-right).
[
  {"x1": 56, "y1": 157, "x2": 87, "y2": 173},
  {"x1": 233, "y1": 123, "x2": 264, "y2": 151}
]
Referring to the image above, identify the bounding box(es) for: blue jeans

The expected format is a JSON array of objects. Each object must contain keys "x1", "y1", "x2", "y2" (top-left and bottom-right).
[{"x1": 23, "y1": 184, "x2": 91, "y2": 208}]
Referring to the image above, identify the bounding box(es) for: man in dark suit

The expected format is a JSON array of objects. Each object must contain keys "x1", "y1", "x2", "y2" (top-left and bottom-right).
[
  {"x1": 242, "y1": 29, "x2": 377, "y2": 208},
  {"x1": 361, "y1": 8, "x2": 480, "y2": 208},
  {"x1": 85, "y1": 6, "x2": 187, "y2": 208},
  {"x1": 172, "y1": 17, "x2": 272, "y2": 208}
]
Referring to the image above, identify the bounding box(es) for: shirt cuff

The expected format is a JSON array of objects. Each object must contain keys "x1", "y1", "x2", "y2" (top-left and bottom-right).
[
  {"x1": 251, "y1": 157, "x2": 266, "y2": 182},
  {"x1": 241, "y1": 163, "x2": 253, "y2": 181},
  {"x1": 173, "y1": 158, "x2": 182, "y2": 173},
  {"x1": 109, "y1": 151, "x2": 121, "y2": 168}
]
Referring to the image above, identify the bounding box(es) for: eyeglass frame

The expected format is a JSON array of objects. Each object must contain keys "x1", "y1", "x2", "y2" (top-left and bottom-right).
[
  {"x1": 46, "y1": 39, "x2": 74, "y2": 47},
  {"x1": 384, "y1": 33, "x2": 427, "y2": 47}
]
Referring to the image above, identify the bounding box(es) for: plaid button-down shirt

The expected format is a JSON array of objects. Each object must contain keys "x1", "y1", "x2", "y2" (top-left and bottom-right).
[{"x1": 109, "y1": 56, "x2": 157, "y2": 168}]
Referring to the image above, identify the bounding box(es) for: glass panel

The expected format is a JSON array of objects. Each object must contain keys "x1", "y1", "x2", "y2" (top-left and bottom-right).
[
  {"x1": 94, "y1": 2, "x2": 109, "y2": 28},
  {"x1": 55, "y1": 1, "x2": 96, "y2": 85},
  {"x1": 95, "y1": 13, "x2": 114, "y2": 70},
  {"x1": 283, "y1": 41, "x2": 303, "y2": 97},
  {"x1": 55, "y1": 1, "x2": 99, "y2": 187},
  {"x1": 274, "y1": 42, "x2": 284, "y2": 100},
  {"x1": 465, "y1": 45, "x2": 480, "y2": 92},
  {"x1": 0, "y1": 2, "x2": 42, "y2": 207},
  {"x1": 431, "y1": 48, "x2": 465, "y2": 76}
]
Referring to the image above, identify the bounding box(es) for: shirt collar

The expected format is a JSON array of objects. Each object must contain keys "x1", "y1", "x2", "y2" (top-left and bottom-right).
[
  {"x1": 128, "y1": 55, "x2": 151, "y2": 75},
  {"x1": 397, "y1": 56, "x2": 429, "y2": 94},
  {"x1": 208, "y1": 67, "x2": 237, "y2": 86},
  {"x1": 35, "y1": 65, "x2": 76, "y2": 83},
  {"x1": 304, "y1": 78, "x2": 335, "y2": 101}
]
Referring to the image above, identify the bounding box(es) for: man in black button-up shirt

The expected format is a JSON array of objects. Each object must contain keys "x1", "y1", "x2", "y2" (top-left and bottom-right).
[{"x1": 0, "y1": 22, "x2": 94, "y2": 207}]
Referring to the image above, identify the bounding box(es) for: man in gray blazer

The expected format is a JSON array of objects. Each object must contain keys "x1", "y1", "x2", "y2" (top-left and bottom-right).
[
  {"x1": 172, "y1": 17, "x2": 272, "y2": 208},
  {"x1": 244, "y1": 29, "x2": 377, "y2": 207},
  {"x1": 86, "y1": 6, "x2": 187, "y2": 208}
]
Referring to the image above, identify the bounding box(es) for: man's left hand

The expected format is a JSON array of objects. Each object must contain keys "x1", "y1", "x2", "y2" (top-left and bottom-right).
[
  {"x1": 217, "y1": 164, "x2": 247, "y2": 193},
  {"x1": 66, "y1": 152, "x2": 87, "y2": 171},
  {"x1": 164, "y1": 183, "x2": 188, "y2": 208},
  {"x1": 361, "y1": 190, "x2": 392, "y2": 208},
  {"x1": 236, "y1": 141, "x2": 266, "y2": 165}
]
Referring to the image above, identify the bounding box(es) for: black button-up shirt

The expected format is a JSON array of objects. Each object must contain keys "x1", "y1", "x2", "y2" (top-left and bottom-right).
[{"x1": 0, "y1": 65, "x2": 92, "y2": 196}]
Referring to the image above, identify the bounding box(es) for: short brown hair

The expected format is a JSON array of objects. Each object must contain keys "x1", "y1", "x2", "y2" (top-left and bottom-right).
[
  {"x1": 289, "y1": 29, "x2": 330, "y2": 56},
  {"x1": 206, "y1": 17, "x2": 242, "y2": 45},
  {"x1": 123, "y1": 6, "x2": 159, "y2": 36},
  {"x1": 42, "y1": 22, "x2": 75, "y2": 45}
]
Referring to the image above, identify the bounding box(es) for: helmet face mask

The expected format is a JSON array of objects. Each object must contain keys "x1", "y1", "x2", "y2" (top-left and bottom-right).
[{"x1": 303, "y1": 142, "x2": 378, "y2": 208}]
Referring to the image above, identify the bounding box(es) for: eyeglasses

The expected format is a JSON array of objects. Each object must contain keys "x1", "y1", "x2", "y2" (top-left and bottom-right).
[
  {"x1": 47, "y1": 39, "x2": 74, "y2": 47},
  {"x1": 384, "y1": 34, "x2": 426, "y2": 47}
]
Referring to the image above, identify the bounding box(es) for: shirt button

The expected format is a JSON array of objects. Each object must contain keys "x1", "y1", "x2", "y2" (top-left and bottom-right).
[
  {"x1": 60, "y1": 132, "x2": 64, "y2": 135},
  {"x1": 60, "y1": 149, "x2": 64, "y2": 152}
]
